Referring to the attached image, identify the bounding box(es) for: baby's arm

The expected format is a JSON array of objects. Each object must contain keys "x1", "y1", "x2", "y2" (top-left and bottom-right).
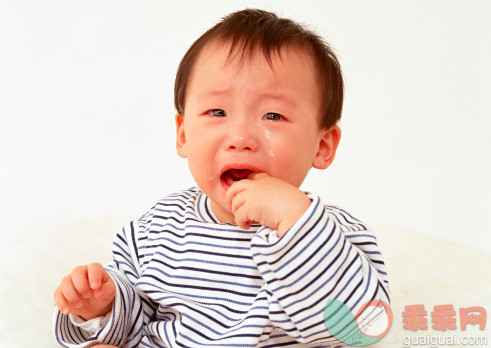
[
  {"x1": 53, "y1": 217, "x2": 154, "y2": 347},
  {"x1": 54, "y1": 263, "x2": 115, "y2": 320},
  {"x1": 228, "y1": 174, "x2": 390, "y2": 345}
]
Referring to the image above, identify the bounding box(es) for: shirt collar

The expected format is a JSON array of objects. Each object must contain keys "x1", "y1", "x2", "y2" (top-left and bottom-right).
[
  {"x1": 195, "y1": 190, "x2": 221, "y2": 224},
  {"x1": 193, "y1": 188, "x2": 262, "y2": 229}
]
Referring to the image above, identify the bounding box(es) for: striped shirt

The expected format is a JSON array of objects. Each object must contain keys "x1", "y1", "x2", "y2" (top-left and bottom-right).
[{"x1": 53, "y1": 187, "x2": 390, "y2": 347}]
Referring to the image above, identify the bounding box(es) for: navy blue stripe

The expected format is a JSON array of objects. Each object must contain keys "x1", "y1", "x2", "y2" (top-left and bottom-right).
[{"x1": 52, "y1": 187, "x2": 390, "y2": 347}]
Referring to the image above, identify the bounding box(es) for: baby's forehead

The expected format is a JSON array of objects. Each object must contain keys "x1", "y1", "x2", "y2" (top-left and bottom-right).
[
  {"x1": 195, "y1": 39, "x2": 317, "y2": 74},
  {"x1": 185, "y1": 39, "x2": 323, "y2": 118}
]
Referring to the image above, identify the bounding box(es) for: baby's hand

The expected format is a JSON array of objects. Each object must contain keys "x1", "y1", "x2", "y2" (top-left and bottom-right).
[
  {"x1": 54, "y1": 263, "x2": 116, "y2": 320},
  {"x1": 226, "y1": 173, "x2": 311, "y2": 237}
]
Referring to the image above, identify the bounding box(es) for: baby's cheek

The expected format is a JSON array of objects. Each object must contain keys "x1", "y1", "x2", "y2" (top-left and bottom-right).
[
  {"x1": 270, "y1": 161, "x2": 298, "y2": 186},
  {"x1": 273, "y1": 151, "x2": 313, "y2": 187}
]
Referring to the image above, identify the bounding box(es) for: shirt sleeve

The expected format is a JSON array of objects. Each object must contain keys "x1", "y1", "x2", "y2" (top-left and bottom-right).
[
  {"x1": 250, "y1": 194, "x2": 391, "y2": 346},
  {"x1": 52, "y1": 216, "x2": 155, "y2": 347},
  {"x1": 69, "y1": 311, "x2": 112, "y2": 335}
]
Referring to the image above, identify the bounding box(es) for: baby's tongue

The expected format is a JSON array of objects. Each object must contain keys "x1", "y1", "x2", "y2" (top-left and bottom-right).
[{"x1": 229, "y1": 169, "x2": 252, "y2": 180}]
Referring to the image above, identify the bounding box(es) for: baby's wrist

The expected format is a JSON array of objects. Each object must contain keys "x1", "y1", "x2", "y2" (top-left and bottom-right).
[
  {"x1": 277, "y1": 195, "x2": 311, "y2": 237},
  {"x1": 80, "y1": 302, "x2": 114, "y2": 321}
]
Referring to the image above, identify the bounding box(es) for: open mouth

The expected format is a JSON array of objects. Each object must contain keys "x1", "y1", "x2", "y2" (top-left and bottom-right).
[{"x1": 220, "y1": 169, "x2": 254, "y2": 189}]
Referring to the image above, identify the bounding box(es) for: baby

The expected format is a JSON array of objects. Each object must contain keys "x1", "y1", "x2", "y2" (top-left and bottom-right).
[{"x1": 53, "y1": 9, "x2": 390, "y2": 347}]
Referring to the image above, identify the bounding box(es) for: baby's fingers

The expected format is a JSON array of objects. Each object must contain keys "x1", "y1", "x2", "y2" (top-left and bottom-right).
[
  {"x1": 233, "y1": 204, "x2": 252, "y2": 230},
  {"x1": 225, "y1": 180, "x2": 249, "y2": 209},
  {"x1": 58, "y1": 276, "x2": 84, "y2": 312},
  {"x1": 70, "y1": 265, "x2": 91, "y2": 299},
  {"x1": 230, "y1": 191, "x2": 247, "y2": 216},
  {"x1": 87, "y1": 263, "x2": 105, "y2": 290},
  {"x1": 88, "y1": 263, "x2": 115, "y2": 301},
  {"x1": 54, "y1": 286, "x2": 71, "y2": 315},
  {"x1": 94, "y1": 277, "x2": 116, "y2": 301}
]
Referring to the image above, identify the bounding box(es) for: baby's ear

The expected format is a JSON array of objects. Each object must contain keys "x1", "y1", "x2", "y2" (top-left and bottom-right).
[
  {"x1": 312, "y1": 125, "x2": 341, "y2": 170},
  {"x1": 175, "y1": 113, "x2": 187, "y2": 158}
]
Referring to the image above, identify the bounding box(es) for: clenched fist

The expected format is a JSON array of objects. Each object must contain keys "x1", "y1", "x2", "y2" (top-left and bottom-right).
[
  {"x1": 54, "y1": 263, "x2": 115, "y2": 320},
  {"x1": 226, "y1": 173, "x2": 311, "y2": 237}
]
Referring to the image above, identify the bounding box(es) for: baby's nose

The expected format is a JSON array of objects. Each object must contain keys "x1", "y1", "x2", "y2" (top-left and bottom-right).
[{"x1": 225, "y1": 124, "x2": 259, "y2": 152}]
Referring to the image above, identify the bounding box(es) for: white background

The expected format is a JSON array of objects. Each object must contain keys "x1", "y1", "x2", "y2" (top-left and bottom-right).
[{"x1": 1, "y1": 0, "x2": 490, "y2": 253}]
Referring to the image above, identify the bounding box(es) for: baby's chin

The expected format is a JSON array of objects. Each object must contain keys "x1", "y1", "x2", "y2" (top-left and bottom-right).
[{"x1": 208, "y1": 193, "x2": 236, "y2": 224}]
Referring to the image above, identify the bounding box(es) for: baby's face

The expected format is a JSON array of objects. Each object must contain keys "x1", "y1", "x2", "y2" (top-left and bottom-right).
[{"x1": 176, "y1": 42, "x2": 329, "y2": 223}]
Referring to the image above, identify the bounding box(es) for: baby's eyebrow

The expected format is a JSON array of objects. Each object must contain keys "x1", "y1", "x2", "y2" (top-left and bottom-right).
[
  {"x1": 197, "y1": 89, "x2": 299, "y2": 109},
  {"x1": 198, "y1": 88, "x2": 231, "y2": 99},
  {"x1": 257, "y1": 92, "x2": 298, "y2": 108}
]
